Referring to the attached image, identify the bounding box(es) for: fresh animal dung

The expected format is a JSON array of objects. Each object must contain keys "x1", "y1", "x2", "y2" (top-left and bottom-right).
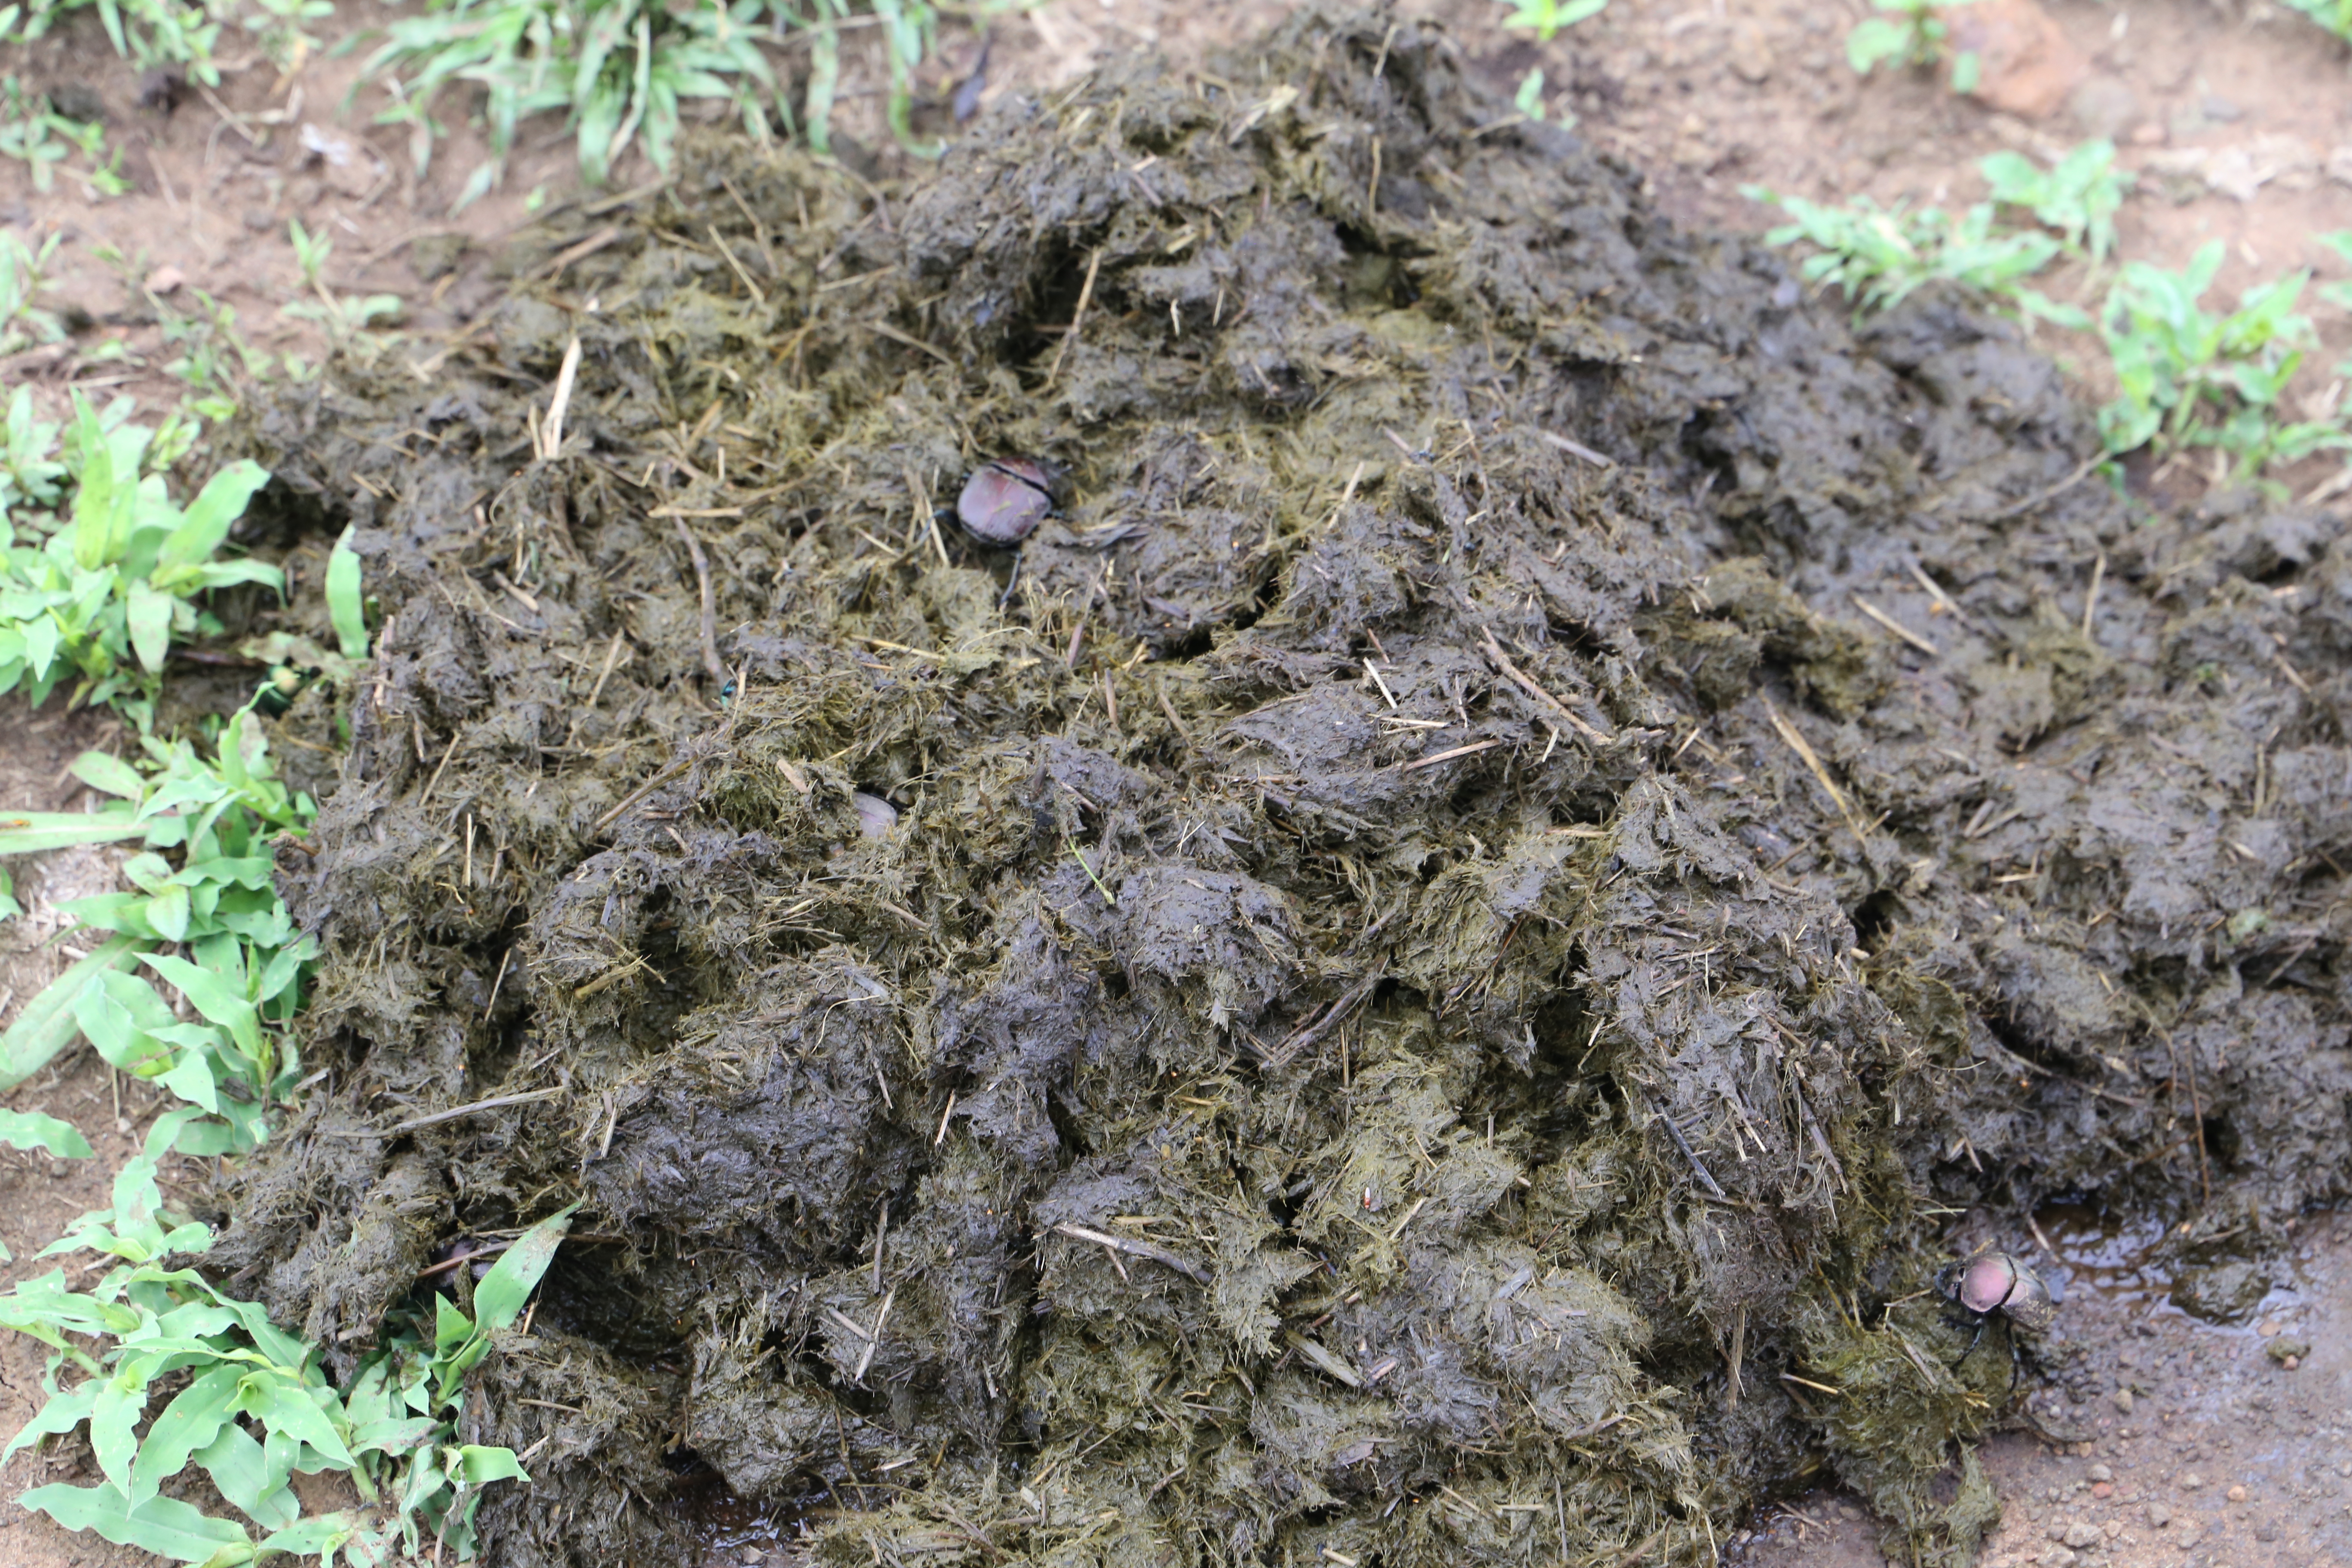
[{"x1": 206, "y1": 7, "x2": 2352, "y2": 1566}]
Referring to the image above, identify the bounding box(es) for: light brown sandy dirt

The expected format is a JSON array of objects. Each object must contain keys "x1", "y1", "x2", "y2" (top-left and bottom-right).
[
  {"x1": 5, "y1": 2, "x2": 2352, "y2": 1565},
  {"x1": 1734, "y1": 1207, "x2": 2352, "y2": 1568}
]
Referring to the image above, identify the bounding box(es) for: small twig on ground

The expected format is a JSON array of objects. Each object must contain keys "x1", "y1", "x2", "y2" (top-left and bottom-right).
[
  {"x1": 541, "y1": 336, "x2": 582, "y2": 460},
  {"x1": 1479, "y1": 628, "x2": 1611, "y2": 741},
  {"x1": 1050, "y1": 1223, "x2": 1211, "y2": 1284},
  {"x1": 1045, "y1": 248, "x2": 1104, "y2": 389},
  {"x1": 1763, "y1": 698, "x2": 1868, "y2": 844},
  {"x1": 1851, "y1": 594, "x2": 1938, "y2": 656},
  {"x1": 672, "y1": 518, "x2": 726, "y2": 684},
  {"x1": 1981, "y1": 453, "x2": 2100, "y2": 522},
  {"x1": 1642, "y1": 1089, "x2": 1727, "y2": 1199}
]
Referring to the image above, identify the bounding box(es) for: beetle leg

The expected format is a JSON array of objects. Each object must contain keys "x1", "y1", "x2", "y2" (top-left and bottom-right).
[
  {"x1": 998, "y1": 548, "x2": 1023, "y2": 610},
  {"x1": 1950, "y1": 1314, "x2": 1987, "y2": 1370}
]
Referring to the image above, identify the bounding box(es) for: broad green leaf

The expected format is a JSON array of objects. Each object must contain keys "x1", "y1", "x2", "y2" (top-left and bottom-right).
[
  {"x1": 236, "y1": 1372, "x2": 353, "y2": 1469},
  {"x1": 470, "y1": 1203, "x2": 579, "y2": 1335},
  {"x1": 75, "y1": 969, "x2": 179, "y2": 1078},
  {"x1": 0, "y1": 808, "x2": 147, "y2": 857},
  {"x1": 433, "y1": 1292, "x2": 472, "y2": 1354},
  {"x1": 342, "y1": 1359, "x2": 392, "y2": 1431},
  {"x1": 141, "y1": 952, "x2": 262, "y2": 1060},
  {"x1": 20, "y1": 609, "x2": 56, "y2": 679},
  {"x1": 126, "y1": 578, "x2": 173, "y2": 673},
  {"x1": 2, "y1": 1379, "x2": 99, "y2": 1464},
  {"x1": 70, "y1": 750, "x2": 147, "y2": 800},
  {"x1": 68, "y1": 396, "x2": 118, "y2": 572},
  {"x1": 0, "y1": 1107, "x2": 92, "y2": 1158},
  {"x1": 192, "y1": 1421, "x2": 300, "y2": 1532},
  {"x1": 156, "y1": 459, "x2": 270, "y2": 572},
  {"x1": 187, "y1": 559, "x2": 285, "y2": 593},
  {"x1": 450, "y1": 1443, "x2": 528, "y2": 1485},
  {"x1": 129, "y1": 1364, "x2": 246, "y2": 1510},
  {"x1": 0, "y1": 934, "x2": 150, "y2": 1094},
  {"x1": 148, "y1": 881, "x2": 193, "y2": 942},
  {"x1": 256, "y1": 1513, "x2": 357, "y2": 1557},
  {"x1": 159, "y1": 1047, "x2": 220, "y2": 1113},
  {"x1": 91, "y1": 1371, "x2": 156, "y2": 1496},
  {"x1": 352, "y1": 1414, "x2": 442, "y2": 1458},
  {"x1": 326, "y1": 525, "x2": 367, "y2": 659},
  {"x1": 18, "y1": 1483, "x2": 250, "y2": 1563}
]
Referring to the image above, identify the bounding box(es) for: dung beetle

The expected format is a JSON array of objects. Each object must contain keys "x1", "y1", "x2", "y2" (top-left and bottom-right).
[
  {"x1": 954, "y1": 456, "x2": 1057, "y2": 547},
  {"x1": 1937, "y1": 1249, "x2": 2058, "y2": 1387}
]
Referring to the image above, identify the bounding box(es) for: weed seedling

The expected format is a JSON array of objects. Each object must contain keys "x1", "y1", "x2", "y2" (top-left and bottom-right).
[
  {"x1": 0, "y1": 230, "x2": 64, "y2": 358},
  {"x1": 1746, "y1": 187, "x2": 2086, "y2": 327},
  {"x1": 0, "y1": 393, "x2": 276, "y2": 721},
  {"x1": 1979, "y1": 140, "x2": 2135, "y2": 263},
  {"x1": 1847, "y1": 0, "x2": 1980, "y2": 91},
  {"x1": 2098, "y1": 239, "x2": 2346, "y2": 475},
  {"x1": 0, "y1": 1126, "x2": 573, "y2": 1564},
  {"x1": 1495, "y1": 0, "x2": 1608, "y2": 42}
]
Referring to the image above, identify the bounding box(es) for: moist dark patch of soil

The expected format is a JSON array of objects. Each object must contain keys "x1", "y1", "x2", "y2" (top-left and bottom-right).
[{"x1": 207, "y1": 6, "x2": 2352, "y2": 1565}]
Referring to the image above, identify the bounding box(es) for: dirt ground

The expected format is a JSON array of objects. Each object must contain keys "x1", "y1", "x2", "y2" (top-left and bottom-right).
[
  {"x1": 4, "y1": 0, "x2": 2352, "y2": 1565},
  {"x1": 1736, "y1": 1209, "x2": 2352, "y2": 1568}
]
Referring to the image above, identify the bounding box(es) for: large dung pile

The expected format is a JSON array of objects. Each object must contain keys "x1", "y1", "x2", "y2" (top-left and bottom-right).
[{"x1": 221, "y1": 7, "x2": 2352, "y2": 1564}]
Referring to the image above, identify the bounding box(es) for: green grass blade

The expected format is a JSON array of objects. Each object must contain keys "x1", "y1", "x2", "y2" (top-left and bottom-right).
[
  {"x1": 0, "y1": 810, "x2": 148, "y2": 856},
  {"x1": 17, "y1": 1482, "x2": 251, "y2": 1563},
  {"x1": 469, "y1": 1202, "x2": 578, "y2": 1334},
  {"x1": 0, "y1": 1106, "x2": 93, "y2": 1158},
  {"x1": 325, "y1": 525, "x2": 367, "y2": 660},
  {"x1": 0, "y1": 934, "x2": 150, "y2": 1094}
]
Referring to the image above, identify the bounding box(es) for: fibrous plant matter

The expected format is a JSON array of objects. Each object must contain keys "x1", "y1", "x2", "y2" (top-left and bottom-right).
[{"x1": 213, "y1": 8, "x2": 2350, "y2": 1566}]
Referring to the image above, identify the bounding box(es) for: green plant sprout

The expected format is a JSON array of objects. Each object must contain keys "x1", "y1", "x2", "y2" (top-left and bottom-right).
[
  {"x1": 1979, "y1": 140, "x2": 2135, "y2": 263},
  {"x1": 156, "y1": 288, "x2": 266, "y2": 424},
  {"x1": 2, "y1": 1110, "x2": 573, "y2": 1565},
  {"x1": 362, "y1": 0, "x2": 778, "y2": 206},
  {"x1": 2098, "y1": 239, "x2": 2347, "y2": 475},
  {"x1": 1514, "y1": 66, "x2": 1547, "y2": 122},
  {"x1": 0, "y1": 394, "x2": 275, "y2": 720},
  {"x1": 0, "y1": 712, "x2": 318, "y2": 1139},
  {"x1": 1495, "y1": 0, "x2": 1608, "y2": 43},
  {"x1": 0, "y1": 0, "x2": 225, "y2": 85},
  {"x1": 1847, "y1": 0, "x2": 1980, "y2": 92},
  {"x1": 326, "y1": 524, "x2": 368, "y2": 659},
  {"x1": 0, "y1": 233, "x2": 64, "y2": 363},
  {"x1": 0, "y1": 79, "x2": 127, "y2": 198},
  {"x1": 282, "y1": 219, "x2": 404, "y2": 339},
  {"x1": 242, "y1": 0, "x2": 332, "y2": 71},
  {"x1": 1745, "y1": 187, "x2": 2086, "y2": 327},
  {"x1": 361, "y1": 0, "x2": 1034, "y2": 195}
]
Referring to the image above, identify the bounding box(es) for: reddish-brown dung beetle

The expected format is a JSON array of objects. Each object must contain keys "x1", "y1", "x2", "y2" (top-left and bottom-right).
[
  {"x1": 1937, "y1": 1249, "x2": 2059, "y2": 1387},
  {"x1": 954, "y1": 457, "x2": 1057, "y2": 546}
]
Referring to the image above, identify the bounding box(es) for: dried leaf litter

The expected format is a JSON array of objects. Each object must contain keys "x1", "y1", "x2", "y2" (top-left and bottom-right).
[{"x1": 213, "y1": 9, "x2": 2352, "y2": 1565}]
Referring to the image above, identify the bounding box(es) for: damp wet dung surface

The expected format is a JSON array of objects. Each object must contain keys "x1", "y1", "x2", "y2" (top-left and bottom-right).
[{"x1": 200, "y1": 6, "x2": 2352, "y2": 1565}]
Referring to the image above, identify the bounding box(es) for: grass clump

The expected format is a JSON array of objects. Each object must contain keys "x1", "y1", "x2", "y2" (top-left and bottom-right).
[
  {"x1": 362, "y1": 0, "x2": 1016, "y2": 205},
  {"x1": 1495, "y1": 0, "x2": 1607, "y2": 41},
  {"x1": 1, "y1": 1134, "x2": 573, "y2": 1565},
  {"x1": 1743, "y1": 186, "x2": 2085, "y2": 326},
  {"x1": 0, "y1": 709, "x2": 316, "y2": 1118},
  {"x1": 1980, "y1": 140, "x2": 2133, "y2": 263},
  {"x1": 2097, "y1": 239, "x2": 2346, "y2": 475},
  {"x1": 1847, "y1": 0, "x2": 1981, "y2": 92},
  {"x1": 1756, "y1": 162, "x2": 2352, "y2": 489},
  {"x1": 0, "y1": 393, "x2": 273, "y2": 724}
]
